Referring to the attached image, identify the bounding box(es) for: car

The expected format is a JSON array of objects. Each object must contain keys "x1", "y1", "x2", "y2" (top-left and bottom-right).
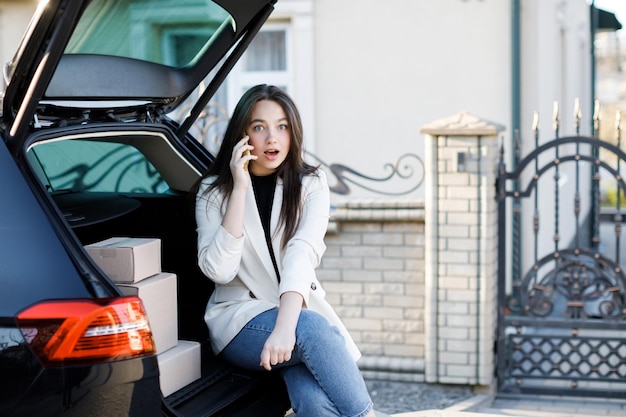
[{"x1": 0, "y1": 0, "x2": 292, "y2": 416}]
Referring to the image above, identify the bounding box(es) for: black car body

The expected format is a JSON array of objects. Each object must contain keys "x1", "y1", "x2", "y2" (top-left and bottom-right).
[{"x1": 0, "y1": 1, "x2": 290, "y2": 416}]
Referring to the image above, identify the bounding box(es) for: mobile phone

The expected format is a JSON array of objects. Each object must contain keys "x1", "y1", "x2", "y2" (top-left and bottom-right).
[{"x1": 242, "y1": 133, "x2": 250, "y2": 170}]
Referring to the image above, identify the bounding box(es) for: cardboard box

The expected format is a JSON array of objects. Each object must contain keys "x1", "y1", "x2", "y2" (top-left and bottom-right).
[
  {"x1": 118, "y1": 272, "x2": 178, "y2": 354},
  {"x1": 157, "y1": 340, "x2": 201, "y2": 397},
  {"x1": 85, "y1": 237, "x2": 161, "y2": 283}
]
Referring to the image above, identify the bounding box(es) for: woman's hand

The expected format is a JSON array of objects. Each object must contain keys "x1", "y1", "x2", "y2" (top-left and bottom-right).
[
  {"x1": 259, "y1": 291, "x2": 303, "y2": 371},
  {"x1": 221, "y1": 136, "x2": 255, "y2": 238},
  {"x1": 230, "y1": 136, "x2": 256, "y2": 189},
  {"x1": 260, "y1": 325, "x2": 296, "y2": 371}
]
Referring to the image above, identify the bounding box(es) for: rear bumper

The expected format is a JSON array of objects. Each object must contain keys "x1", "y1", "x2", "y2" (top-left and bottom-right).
[{"x1": 3, "y1": 355, "x2": 161, "y2": 417}]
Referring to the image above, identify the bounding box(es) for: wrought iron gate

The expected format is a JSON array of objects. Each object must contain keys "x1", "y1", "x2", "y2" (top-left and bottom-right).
[{"x1": 496, "y1": 103, "x2": 626, "y2": 397}]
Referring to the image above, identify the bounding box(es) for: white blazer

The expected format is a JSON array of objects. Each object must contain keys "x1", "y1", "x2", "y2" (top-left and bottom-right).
[{"x1": 196, "y1": 170, "x2": 360, "y2": 361}]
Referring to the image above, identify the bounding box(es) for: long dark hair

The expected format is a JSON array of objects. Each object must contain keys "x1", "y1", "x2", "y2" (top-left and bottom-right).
[{"x1": 198, "y1": 84, "x2": 318, "y2": 248}]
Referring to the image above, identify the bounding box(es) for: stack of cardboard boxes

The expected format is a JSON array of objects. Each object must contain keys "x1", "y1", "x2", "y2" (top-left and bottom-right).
[{"x1": 85, "y1": 237, "x2": 201, "y2": 397}]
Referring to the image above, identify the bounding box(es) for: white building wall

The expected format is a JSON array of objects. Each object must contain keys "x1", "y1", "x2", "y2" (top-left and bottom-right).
[
  {"x1": 519, "y1": 0, "x2": 593, "y2": 275},
  {"x1": 302, "y1": 0, "x2": 593, "y2": 214},
  {"x1": 521, "y1": 0, "x2": 592, "y2": 134},
  {"x1": 312, "y1": 0, "x2": 512, "y2": 204},
  {"x1": 0, "y1": 1, "x2": 37, "y2": 71}
]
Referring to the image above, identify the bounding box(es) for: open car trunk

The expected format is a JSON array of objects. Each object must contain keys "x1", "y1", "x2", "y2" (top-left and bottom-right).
[
  {"x1": 25, "y1": 124, "x2": 291, "y2": 417},
  {"x1": 69, "y1": 190, "x2": 290, "y2": 417},
  {"x1": 3, "y1": 0, "x2": 291, "y2": 414}
]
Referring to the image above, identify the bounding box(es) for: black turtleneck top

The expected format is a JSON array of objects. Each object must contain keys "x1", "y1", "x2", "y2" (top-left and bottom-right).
[{"x1": 250, "y1": 172, "x2": 280, "y2": 281}]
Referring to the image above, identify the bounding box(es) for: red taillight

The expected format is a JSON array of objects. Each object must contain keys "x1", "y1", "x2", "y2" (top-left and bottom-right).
[{"x1": 17, "y1": 296, "x2": 156, "y2": 366}]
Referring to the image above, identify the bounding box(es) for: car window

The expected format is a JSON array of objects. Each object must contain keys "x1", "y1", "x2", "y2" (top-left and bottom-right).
[
  {"x1": 28, "y1": 139, "x2": 169, "y2": 194},
  {"x1": 65, "y1": 0, "x2": 232, "y2": 68}
]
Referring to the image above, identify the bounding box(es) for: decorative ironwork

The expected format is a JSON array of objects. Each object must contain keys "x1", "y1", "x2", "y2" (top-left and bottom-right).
[
  {"x1": 505, "y1": 327, "x2": 626, "y2": 396},
  {"x1": 509, "y1": 248, "x2": 626, "y2": 320},
  {"x1": 305, "y1": 152, "x2": 425, "y2": 196},
  {"x1": 497, "y1": 100, "x2": 626, "y2": 398},
  {"x1": 169, "y1": 86, "x2": 231, "y2": 156},
  {"x1": 180, "y1": 101, "x2": 231, "y2": 155}
]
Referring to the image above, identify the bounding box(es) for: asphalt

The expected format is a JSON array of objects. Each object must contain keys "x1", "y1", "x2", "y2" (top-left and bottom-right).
[{"x1": 366, "y1": 379, "x2": 626, "y2": 417}]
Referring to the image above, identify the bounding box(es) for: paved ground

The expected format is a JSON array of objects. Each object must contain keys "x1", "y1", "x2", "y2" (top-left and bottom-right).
[
  {"x1": 474, "y1": 395, "x2": 626, "y2": 417},
  {"x1": 365, "y1": 379, "x2": 474, "y2": 415},
  {"x1": 366, "y1": 379, "x2": 626, "y2": 417}
]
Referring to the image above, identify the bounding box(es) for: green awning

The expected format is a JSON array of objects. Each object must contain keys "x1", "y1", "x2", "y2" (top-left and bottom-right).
[{"x1": 595, "y1": 6, "x2": 622, "y2": 31}]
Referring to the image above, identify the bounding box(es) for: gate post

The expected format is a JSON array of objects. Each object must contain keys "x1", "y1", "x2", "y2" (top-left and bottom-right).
[{"x1": 420, "y1": 113, "x2": 504, "y2": 387}]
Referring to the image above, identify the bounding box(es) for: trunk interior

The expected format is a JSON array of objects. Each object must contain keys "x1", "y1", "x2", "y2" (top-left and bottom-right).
[{"x1": 56, "y1": 191, "x2": 290, "y2": 417}]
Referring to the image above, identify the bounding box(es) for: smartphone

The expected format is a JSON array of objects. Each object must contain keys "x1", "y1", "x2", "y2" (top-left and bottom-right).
[{"x1": 242, "y1": 133, "x2": 250, "y2": 170}]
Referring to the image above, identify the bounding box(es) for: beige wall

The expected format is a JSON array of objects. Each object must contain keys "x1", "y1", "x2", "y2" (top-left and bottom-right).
[
  {"x1": 312, "y1": 0, "x2": 512, "y2": 204},
  {"x1": 0, "y1": 1, "x2": 37, "y2": 68},
  {"x1": 306, "y1": 0, "x2": 592, "y2": 206},
  {"x1": 320, "y1": 203, "x2": 426, "y2": 381},
  {"x1": 517, "y1": 0, "x2": 594, "y2": 277}
]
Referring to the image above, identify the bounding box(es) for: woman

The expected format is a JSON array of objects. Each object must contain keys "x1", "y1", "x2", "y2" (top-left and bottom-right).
[{"x1": 195, "y1": 84, "x2": 374, "y2": 417}]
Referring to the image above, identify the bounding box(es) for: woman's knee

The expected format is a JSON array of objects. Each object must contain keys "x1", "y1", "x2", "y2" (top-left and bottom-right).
[{"x1": 296, "y1": 310, "x2": 344, "y2": 345}]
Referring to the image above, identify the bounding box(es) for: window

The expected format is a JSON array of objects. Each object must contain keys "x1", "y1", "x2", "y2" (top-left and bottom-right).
[
  {"x1": 245, "y1": 30, "x2": 287, "y2": 71},
  {"x1": 227, "y1": 24, "x2": 292, "y2": 107},
  {"x1": 165, "y1": 2, "x2": 316, "y2": 157},
  {"x1": 171, "y1": 24, "x2": 293, "y2": 155},
  {"x1": 28, "y1": 140, "x2": 169, "y2": 194},
  {"x1": 65, "y1": 0, "x2": 231, "y2": 68}
]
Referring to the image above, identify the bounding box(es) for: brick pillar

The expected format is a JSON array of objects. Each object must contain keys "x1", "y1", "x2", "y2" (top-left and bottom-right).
[{"x1": 420, "y1": 113, "x2": 503, "y2": 386}]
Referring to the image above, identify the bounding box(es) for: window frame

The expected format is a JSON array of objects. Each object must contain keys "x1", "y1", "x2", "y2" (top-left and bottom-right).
[{"x1": 226, "y1": 22, "x2": 293, "y2": 110}]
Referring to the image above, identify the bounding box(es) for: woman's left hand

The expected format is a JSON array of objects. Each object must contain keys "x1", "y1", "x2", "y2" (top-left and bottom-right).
[
  {"x1": 259, "y1": 292, "x2": 302, "y2": 370},
  {"x1": 260, "y1": 326, "x2": 295, "y2": 371}
]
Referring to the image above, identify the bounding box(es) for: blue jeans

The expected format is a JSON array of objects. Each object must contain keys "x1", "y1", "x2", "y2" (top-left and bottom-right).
[{"x1": 221, "y1": 308, "x2": 373, "y2": 417}]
